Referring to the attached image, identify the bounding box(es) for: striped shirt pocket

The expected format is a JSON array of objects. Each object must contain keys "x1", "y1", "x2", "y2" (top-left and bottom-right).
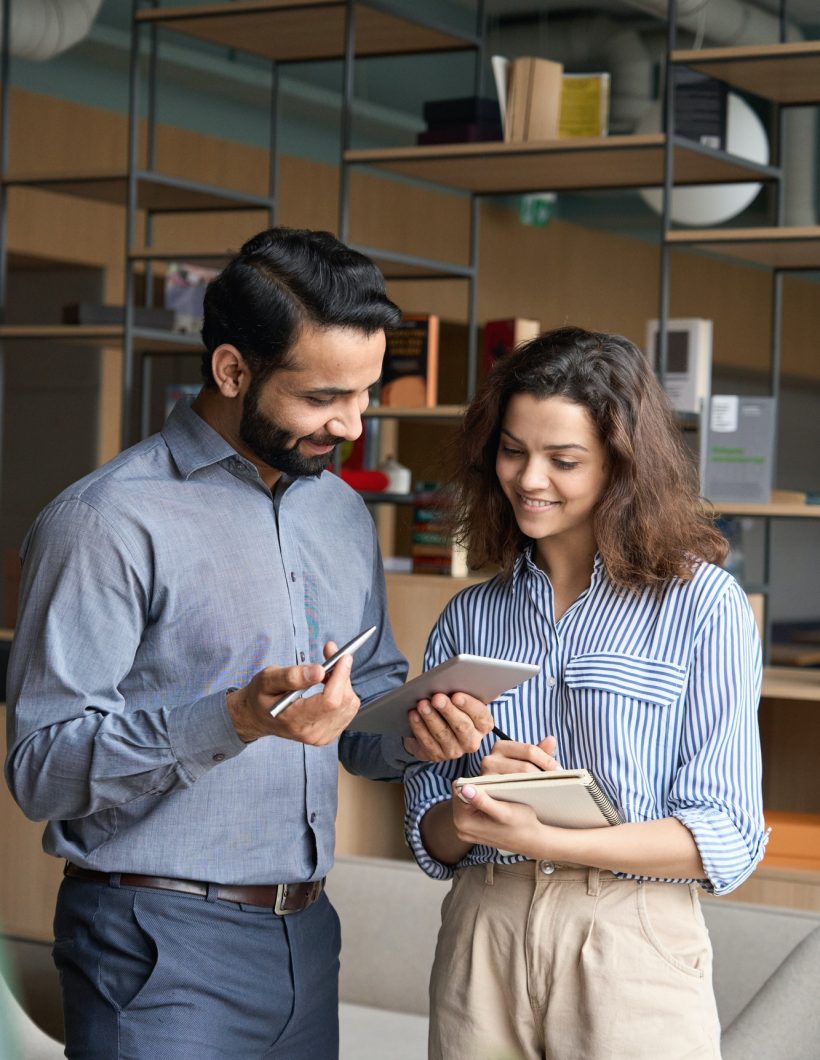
[{"x1": 564, "y1": 652, "x2": 688, "y2": 706}]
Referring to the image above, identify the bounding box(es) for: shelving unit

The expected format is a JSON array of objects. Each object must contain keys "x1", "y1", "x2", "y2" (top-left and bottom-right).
[{"x1": 667, "y1": 27, "x2": 820, "y2": 906}]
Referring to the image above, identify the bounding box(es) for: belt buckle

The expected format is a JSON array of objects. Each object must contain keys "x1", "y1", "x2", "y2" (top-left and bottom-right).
[{"x1": 274, "y1": 883, "x2": 295, "y2": 915}]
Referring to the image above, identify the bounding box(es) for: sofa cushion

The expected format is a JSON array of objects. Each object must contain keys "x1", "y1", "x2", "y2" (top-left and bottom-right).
[
  {"x1": 339, "y1": 1003, "x2": 427, "y2": 1060},
  {"x1": 720, "y1": 926, "x2": 820, "y2": 1060},
  {"x1": 701, "y1": 899, "x2": 820, "y2": 1027}
]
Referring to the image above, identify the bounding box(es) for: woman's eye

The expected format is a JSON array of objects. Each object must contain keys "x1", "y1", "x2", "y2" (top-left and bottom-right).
[
  {"x1": 500, "y1": 446, "x2": 523, "y2": 456},
  {"x1": 554, "y1": 459, "x2": 579, "y2": 470}
]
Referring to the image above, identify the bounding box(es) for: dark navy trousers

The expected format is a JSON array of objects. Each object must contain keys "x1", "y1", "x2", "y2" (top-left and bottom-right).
[{"x1": 53, "y1": 875, "x2": 341, "y2": 1059}]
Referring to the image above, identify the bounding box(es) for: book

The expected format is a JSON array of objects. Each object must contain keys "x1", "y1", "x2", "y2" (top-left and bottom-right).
[
  {"x1": 422, "y1": 96, "x2": 501, "y2": 126},
  {"x1": 454, "y1": 768, "x2": 623, "y2": 829},
  {"x1": 645, "y1": 317, "x2": 712, "y2": 416},
  {"x1": 504, "y1": 57, "x2": 564, "y2": 143},
  {"x1": 674, "y1": 68, "x2": 727, "y2": 151},
  {"x1": 380, "y1": 315, "x2": 439, "y2": 407},
  {"x1": 702, "y1": 396, "x2": 776, "y2": 504},
  {"x1": 558, "y1": 72, "x2": 611, "y2": 138},
  {"x1": 483, "y1": 317, "x2": 541, "y2": 375}
]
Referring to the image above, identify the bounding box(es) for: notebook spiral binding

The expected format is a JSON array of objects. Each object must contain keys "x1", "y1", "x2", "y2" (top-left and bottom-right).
[{"x1": 586, "y1": 776, "x2": 625, "y2": 826}]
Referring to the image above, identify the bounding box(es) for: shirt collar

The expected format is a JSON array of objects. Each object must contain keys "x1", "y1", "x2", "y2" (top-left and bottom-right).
[
  {"x1": 162, "y1": 396, "x2": 322, "y2": 492},
  {"x1": 162, "y1": 396, "x2": 246, "y2": 480},
  {"x1": 513, "y1": 545, "x2": 606, "y2": 589}
]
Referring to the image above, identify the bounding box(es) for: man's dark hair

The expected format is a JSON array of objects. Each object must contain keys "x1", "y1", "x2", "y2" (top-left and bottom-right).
[{"x1": 200, "y1": 227, "x2": 401, "y2": 385}]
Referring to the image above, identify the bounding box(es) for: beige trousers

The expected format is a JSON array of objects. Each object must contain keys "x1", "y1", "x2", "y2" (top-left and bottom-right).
[{"x1": 428, "y1": 861, "x2": 721, "y2": 1060}]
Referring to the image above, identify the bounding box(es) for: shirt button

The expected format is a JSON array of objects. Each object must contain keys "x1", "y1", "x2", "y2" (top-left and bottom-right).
[
  {"x1": 212, "y1": 753, "x2": 226, "y2": 763},
  {"x1": 539, "y1": 860, "x2": 555, "y2": 875},
  {"x1": 300, "y1": 651, "x2": 306, "y2": 662},
  {"x1": 310, "y1": 812, "x2": 317, "y2": 824},
  {"x1": 290, "y1": 571, "x2": 296, "y2": 582},
  {"x1": 547, "y1": 676, "x2": 556, "y2": 688}
]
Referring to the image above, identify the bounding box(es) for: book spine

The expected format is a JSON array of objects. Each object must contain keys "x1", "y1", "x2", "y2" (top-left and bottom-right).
[{"x1": 585, "y1": 778, "x2": 624, "y2": 825}]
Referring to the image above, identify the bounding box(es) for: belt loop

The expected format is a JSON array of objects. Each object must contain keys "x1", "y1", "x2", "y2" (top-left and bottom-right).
[
  {"x1": 109, "y1": 873, "x2": 122, "y2": 889},
  {"x1": 205, "y1": 882, "x2": 219, "y2": 903},
  {"x1": 587, "y1": 867, "x2": 600, "y2": 897},
  {"x1": 484, "y1": 863, "x2": 494, "y2": 886}
]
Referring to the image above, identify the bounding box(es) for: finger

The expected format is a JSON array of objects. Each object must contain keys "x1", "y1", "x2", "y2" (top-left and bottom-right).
[
  {"x1": 538, "y1": 735, "x2": 558, "y2": 757},
  {"x1": 428, "y1": 697, "x2": 486, "y2": 750},
  {"x1": 456, "y1": 784, "x2": 506, "y2": 820},
  {"x1": 436, "y1": 692, "x2": 495, "y2": 734},
  {"x1": 261, "y1": 663, "x2": 324, "y2": 695},
  {"x1": 323, "y1": 641, "x2": 339, "y2": 661},
  {"x1": 408, "y1": 704, "x2": 458, "y2": 761}
]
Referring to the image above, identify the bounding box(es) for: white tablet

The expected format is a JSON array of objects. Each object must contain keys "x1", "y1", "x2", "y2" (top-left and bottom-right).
[{"x1": 347, "y1": 654, "x2": 540, "y2": 737}]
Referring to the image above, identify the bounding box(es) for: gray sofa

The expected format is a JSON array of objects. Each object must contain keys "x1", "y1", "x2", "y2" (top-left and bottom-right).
[
  {"x1": 4, "y1": 856, "x2": 819, "y2": 1058},
  {"x1": 328, "y1": 854, "x2": 820, "y2": 1060}
]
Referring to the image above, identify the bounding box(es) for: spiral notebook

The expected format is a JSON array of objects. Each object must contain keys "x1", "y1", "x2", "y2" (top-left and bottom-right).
[{"x1": 454, "y1": 768, "x2": 623, "y2": 828}]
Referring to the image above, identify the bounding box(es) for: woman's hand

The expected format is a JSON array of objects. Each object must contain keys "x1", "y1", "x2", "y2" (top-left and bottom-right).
[
  {"x1": 451, "y1": 781, "x2": 543, "y2": 859},
  {"x1": 480, "y1": 734, "x2": 560, "y2": 775}
]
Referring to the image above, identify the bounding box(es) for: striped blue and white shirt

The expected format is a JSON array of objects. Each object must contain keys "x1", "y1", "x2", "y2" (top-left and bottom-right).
[{"x1": 404, "y1": 549, "x2": 767, "y2": 895}]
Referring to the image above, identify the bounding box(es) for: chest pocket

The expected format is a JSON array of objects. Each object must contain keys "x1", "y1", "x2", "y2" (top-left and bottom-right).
[{"x1": 564, "y1": 652, "x2": 688, "y2": 707}]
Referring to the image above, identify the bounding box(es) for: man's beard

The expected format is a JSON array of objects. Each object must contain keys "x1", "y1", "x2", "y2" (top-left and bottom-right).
[{"x1": 239, "y1": 378, "x2": 342, "y2": 478}]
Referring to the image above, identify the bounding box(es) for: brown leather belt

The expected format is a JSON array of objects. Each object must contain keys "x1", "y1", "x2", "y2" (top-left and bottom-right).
[{"x1": 64, "y1": 863, "x2": 323, "y2": 915}]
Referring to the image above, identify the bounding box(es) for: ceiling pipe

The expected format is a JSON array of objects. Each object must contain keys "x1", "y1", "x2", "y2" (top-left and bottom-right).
[
  {"x1": 619, "y1": 0, "x2": 815, "y2": 225},
  {"x1": 0, "y1": 0, "x2": 104, "y2": 61}
]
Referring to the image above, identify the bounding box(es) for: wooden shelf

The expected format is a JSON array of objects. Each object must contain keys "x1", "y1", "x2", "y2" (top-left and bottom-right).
[
  {"x1": 365, "y1": 405, "x2": 464, "y2": 421},
  {"x1": 712, "y1": 499, "x2": 820, "y2": 519},
  {"x1": 346, "y1": 135, "x2": 779, "y2": 195},
  {"x1": 4, "y1": 170, "x2": 271, "y2": 213},
  {"x1": 762, "y1": 667, "x2": 820, "y2": 702},
  {"x1": 0, "y1": 325, "x2": 203, "y2": 352},
  {"x1": 667, "y1": 226, "x2": 820, "y2": 270},
  {"x1": 673, "y1": 42, "x2": 820, "y2": 105},
  {"x1": 138, "y1": 1, "x2": 477, "y2": 63}
]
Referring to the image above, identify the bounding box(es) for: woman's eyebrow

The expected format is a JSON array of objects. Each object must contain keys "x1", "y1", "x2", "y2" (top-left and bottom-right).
[{"x1": 500, "y1": 427, "x2": 589, "y2": 452}]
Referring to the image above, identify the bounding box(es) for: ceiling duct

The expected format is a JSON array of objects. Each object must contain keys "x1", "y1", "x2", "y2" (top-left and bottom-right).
[{"x1": 0, "y1": 0, "x2": 103, "y2": 62}]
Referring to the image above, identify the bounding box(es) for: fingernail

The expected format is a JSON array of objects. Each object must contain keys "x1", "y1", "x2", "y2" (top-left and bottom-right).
[
  {"x1": 420, "y1": 703, "x2": 431, "y2": 716},
  {"x1": 461, "y1": 785, "x2": 476, "y2": 800}
]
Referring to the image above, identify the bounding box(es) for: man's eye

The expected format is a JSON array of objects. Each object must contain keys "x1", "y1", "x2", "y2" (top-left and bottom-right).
[{"x1": 307, "y1": 397, "x2": 334, "y2": 407}]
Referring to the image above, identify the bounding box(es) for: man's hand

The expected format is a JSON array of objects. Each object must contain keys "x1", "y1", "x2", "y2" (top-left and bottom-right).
[
  {"x1": 480, "y1": 735, "x2": 560, "y2": 775},
  {"x1": 227, "y1": 643, "x2": 360, "y2": 746},
  {"x1": 403, "y1": 692, "x2": 494, "y2": 762}
]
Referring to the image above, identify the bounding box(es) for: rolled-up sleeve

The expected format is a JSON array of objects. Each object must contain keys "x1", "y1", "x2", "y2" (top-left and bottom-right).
[
  {"x1": 402, "y1": 610, "x2": 473, "y2": 880},
  {"x1": 670, "y1": 582, "x2": 768, "y2": 894}
]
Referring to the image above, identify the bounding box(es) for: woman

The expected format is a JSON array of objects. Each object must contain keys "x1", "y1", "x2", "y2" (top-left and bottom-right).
[{"x1": 404, "y1": 326, "x2": 766, "y2": 1060}]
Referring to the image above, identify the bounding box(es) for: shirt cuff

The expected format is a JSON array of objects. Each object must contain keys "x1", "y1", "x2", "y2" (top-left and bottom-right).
[
  {"x1": 674, "y1": 807, "x2": 769, "y2": 895},
  {"x1": 404, "y1": 792, "x2": 458, "y2": 881},
  {"x1": 167, "y1": 690, "x2": 246, "y2": 782},
  {"x1": 380, "y1": 734, "x2": 418, "y2": 773}
]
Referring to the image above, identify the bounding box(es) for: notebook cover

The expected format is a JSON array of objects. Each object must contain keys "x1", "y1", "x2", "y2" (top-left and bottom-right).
[{"x1": 456, "y1": 768, "x2": 623, "y2": 828}]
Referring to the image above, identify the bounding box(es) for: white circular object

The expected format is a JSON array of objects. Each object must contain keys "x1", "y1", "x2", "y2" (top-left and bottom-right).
[{"x1": 637, "y1": 92, "x2": 769, "y2": 226}]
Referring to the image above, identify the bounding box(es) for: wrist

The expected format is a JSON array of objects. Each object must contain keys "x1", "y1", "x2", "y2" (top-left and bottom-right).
[{"x1": 226, "y1": 689, "x2": 262, "y2": 743}]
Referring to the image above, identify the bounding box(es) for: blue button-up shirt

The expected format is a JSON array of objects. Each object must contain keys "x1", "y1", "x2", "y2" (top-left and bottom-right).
[
  {"x1": 5, "y1": 400, "x2": 408, "y2": 884},
  {"x1": 405, "y1": 550, "x2": 767, "y2": 895}
]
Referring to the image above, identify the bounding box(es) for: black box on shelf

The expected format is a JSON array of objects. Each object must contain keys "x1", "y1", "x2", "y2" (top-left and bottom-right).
[
  {"x1": 422, "y1": 96, "x2": 501, "y2": 127},
  {"x1": 418, "y1": 121, "x2": 503, "y2": 145},
  {"x1": 62, "y1": 303, "x2": 178, "y2": 330},
  {"x1": 674, "y1": 68, "x2": 727, "y2": 151}
]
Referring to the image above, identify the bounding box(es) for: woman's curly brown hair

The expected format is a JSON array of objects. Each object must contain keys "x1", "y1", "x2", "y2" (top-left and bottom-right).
[{"x1": 448, "y1": 325, "x2": 727, "y2": 592}]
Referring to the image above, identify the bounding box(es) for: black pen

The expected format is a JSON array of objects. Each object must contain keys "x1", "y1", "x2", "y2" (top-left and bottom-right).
[{"x1": 492, "y1": 725, "x2": 512, "y2": 741}]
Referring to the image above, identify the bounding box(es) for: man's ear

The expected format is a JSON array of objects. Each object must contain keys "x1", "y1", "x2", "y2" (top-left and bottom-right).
[{"x1": 211, "y1": 344, "x2": 248, "y2": 399}]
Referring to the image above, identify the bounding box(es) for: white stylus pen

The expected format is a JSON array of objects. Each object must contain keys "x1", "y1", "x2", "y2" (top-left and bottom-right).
[{"x1": 269, "y1": 625, "x2": 378, "y2": 718}]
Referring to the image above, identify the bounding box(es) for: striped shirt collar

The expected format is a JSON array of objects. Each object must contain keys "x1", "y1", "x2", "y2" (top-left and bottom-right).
[{"x1": 512, "y1": 545, "x2": 607, "y2": 593}]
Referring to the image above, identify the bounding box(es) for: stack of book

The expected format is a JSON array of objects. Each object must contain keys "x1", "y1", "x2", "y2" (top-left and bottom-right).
[
  {"x1": 496, "y1": 56, "x2": 611, "y2": 141},
  {"x1": 417, "y1": 96, "x2": 502, "y2": 145},
  {"x1": 411, "y1": 483, "x2": 467, "y2": 577}
]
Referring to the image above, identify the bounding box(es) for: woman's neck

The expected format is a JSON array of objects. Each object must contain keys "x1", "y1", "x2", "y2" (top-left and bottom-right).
[{"x1": 534, "y1": 537, "x2": 598, "y2": 621}]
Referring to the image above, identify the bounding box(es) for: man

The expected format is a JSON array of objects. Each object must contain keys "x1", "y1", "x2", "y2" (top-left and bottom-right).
[{"x1": 5, "y1": 227, "x2": 492, "y2": 1058}]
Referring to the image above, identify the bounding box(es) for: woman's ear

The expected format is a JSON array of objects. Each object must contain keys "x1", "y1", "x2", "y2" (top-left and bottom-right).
[{"x1": 210, "y1": 345, "x2": 248, "y2": 399}]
